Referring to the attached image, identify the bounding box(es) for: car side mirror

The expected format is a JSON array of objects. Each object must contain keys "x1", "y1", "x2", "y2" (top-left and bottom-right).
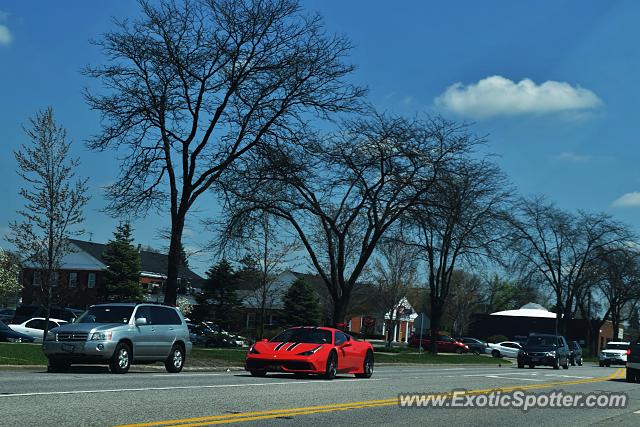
[{"x1": 135, "y1": 317, "x2": 148, "y2": 326}]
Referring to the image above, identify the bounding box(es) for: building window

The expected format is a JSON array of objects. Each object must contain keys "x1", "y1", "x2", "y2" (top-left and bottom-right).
[
  {"x1": 87, "y1": 272, "x2": 96, "y2": 289},
  {"x1": 33, "y1": 271, "x2": 42, "y2": 286},
  {"x1": 246, "y1": 313, "x2": 256, "y2": 328},
  {"x1": 69, "y1": 272, "x2": 78, "y2": 288}
]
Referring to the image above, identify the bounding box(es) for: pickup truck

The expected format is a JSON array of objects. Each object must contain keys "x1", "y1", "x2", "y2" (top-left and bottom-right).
[{"x1": 627, "y1": 340, "x2": 640, "y2": 382}]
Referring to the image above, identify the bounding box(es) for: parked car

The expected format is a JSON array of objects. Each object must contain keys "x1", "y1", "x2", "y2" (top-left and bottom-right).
[
  {"x1": 8, "y1": 317, "x2": 67, "y2": 342},
  {"x1": 0, "y1": 308, "x2": 16, "y2": 323},
  {"x1": 245, "y1": 326, "x2": 374, "y2": 379},
  {"x1": 599, "y1": 341, "x2": 630, "y2": 367},
  {"x1": 42, "y1": 303, "x2": 192, "y2": 374},
  {"x1": 485, "y1": 341, "x2": 522, "y2": 358},
  {"x1": 12, "y1": 305, "x2": 81, "y2": 324},
  {"x1": 409, "y1": 334, "x2": 469, "y2": 353},
  {"x1": 188, "y1": 322, "x2": 247, "y2": 347},
  {"x1": 0, "y1": 319, "x2": 36, "y2": 342},
  {"x1": 457, "y1": 337, "x2": 487, "y2": 355},
  {"x1": 568, "y1": 341, "x2": 583, "y2": 366},
  {"x1": 517, "y1": 333, "x2": 571, "y2": 369},
  {"x1": 626, "y1": 339, "x2": 640, "y2": 382}
]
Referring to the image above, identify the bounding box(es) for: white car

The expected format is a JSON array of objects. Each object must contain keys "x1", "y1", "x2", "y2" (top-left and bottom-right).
[
  {"x1": 486, "y1": 341, "x2": 522, "y2": 358},
  {"x1": 599, "y1": 341, "x2": 630, "y2": 367},
  {"x1": 9, "y1": 317, "x2": 67, "y2": 342}
]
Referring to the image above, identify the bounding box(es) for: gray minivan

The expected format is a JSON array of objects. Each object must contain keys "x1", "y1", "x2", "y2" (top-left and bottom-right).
[{"x1": 43, "y1": 303, "x2": 192, "y2": 373}]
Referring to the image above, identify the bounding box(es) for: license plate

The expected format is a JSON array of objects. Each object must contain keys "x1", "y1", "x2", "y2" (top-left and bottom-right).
[
  {"x1": 531, "y1": 357, "x2": 540, "y2": 362},
  {"x1": 61, "y1": 344, "x2": 76, "y2": 353}
]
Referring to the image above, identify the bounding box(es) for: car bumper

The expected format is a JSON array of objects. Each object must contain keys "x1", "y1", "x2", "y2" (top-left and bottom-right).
[
  {"x1": 245, "y1": 355, "x2": 324, "y2": 373},
  {"x1": 519, "y1": 355, "x2": 558, "y2": 366},
  {"x1": 42, "y1": 340, "x2": 118, "y2": 361},
  {"x1": 600, "y1": 357, "x2": 626, "y2": 365}
]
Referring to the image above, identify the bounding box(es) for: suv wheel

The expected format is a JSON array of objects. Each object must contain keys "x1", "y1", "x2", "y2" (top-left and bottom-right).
[
  {"x1": 577, "y1": 357, "x2": 583, "y2": 366},
  {"x1": 562, "y1": 358, "x2": 569, "y2": 369},
  {"x1": 570, "y1": 357, "x2": 576, "y2": 366},
  {"x1": 552, "y1": 358, "x2": 560, "y2": 370},
  {"x1": 165, "y1": 344, "x2": 185, "y2": 373},
  {"x1": 109, "y1": 342, "x2": 132, "y2": 374}
]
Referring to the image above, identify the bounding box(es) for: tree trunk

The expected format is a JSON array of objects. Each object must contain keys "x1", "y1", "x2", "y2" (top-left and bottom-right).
[
  {"x1": 332, "y1": 296, "x2": 349, "y2": 328},
  {"x1": 430, "y1": 302, "x2": 442, "y2": 355},
  {"x1": 164, "y1": 215, "x2": 185, "y2": 306}
]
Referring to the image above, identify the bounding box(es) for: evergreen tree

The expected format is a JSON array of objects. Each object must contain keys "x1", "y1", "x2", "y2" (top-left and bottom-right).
[
  {"x1": 99, "y1": 222, "x2": 143, "y2": 302},
  {"x1": 202, "y1": 259, "x2": 242, "y2": 331},
  {"x1": 282, "y1": 278, "x2": 321, "y2": 326}
]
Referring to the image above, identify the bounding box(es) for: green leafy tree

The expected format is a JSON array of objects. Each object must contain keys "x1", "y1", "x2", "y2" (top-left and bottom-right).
[
  {"x1": 282, "y1": 278, "x2": 321, "y2": 326},
  {"x1": 202, "y1": 259, "x2": 242, "y2": 331},
  {"x1": 0, "y1": 249, "x2": 21, "y2": 307},
  {"x1": 99, "y1": 222, "x2": 143, "y2": 302}
]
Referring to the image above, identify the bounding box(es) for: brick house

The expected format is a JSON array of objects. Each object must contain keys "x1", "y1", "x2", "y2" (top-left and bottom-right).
[{"x1": 20, "y1": 239, "x2": 204, "y2": 309}]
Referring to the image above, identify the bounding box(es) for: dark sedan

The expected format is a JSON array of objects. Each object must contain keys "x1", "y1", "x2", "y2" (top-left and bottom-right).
[
  {"x1": 458, "y1": 337, "x2": 488, "y2": 355},
  {"x1": 0, "y1": 319, "x2": 36, "y2": 342}
]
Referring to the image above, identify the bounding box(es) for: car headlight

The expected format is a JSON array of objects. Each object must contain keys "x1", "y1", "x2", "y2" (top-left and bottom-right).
[
  {"x1": 90, "y1": 331, "x2": 112, "y2": 341},
  {"x1": 45, "y1": 331, "x2": 57, "y2": 341},
  {"x1": 545, "y1": 351, "x2": 556, "y2": 357},
  {"x1": 298, "y1": 346, "x2": 323, "y2": 356}
]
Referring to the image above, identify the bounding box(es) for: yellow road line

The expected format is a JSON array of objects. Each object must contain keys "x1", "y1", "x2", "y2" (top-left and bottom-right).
[{"x1": 116, "y1": 368, "x2": 625, "y2": 427}]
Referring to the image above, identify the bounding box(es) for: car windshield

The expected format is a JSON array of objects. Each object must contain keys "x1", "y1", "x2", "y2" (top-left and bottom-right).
[
  {"x1": 76, "y1": 306, "x2": 134, "y2": 324},
  {"x1": 605, "y1": 343, "x2": 629, "y2": 351},
  {"x1": 526, "y1": 336, "x2": 557, "y2": 347},
  {"x1": 271, "y1": 328, "x2": 332, "y2": 344}
]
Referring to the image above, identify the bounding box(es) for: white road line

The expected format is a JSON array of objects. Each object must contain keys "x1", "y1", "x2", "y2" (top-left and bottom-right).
[
  {"x1": 0, "y1": 378, "x2": 381, "y2": 398},
  {"x1": 484, "y1": 375, "x2": 544, "y2": 382}
]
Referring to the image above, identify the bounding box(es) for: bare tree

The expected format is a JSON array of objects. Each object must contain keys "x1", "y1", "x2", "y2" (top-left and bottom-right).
[
  {"x1": 220, "y1": 114, "x2": 477, "y2": 325},
  {"x1": 402, "y1": 159, "x2": 511, "y2": 353},
  {"x1": 7, "y1": 107, "x2": 89, "y2": 344},
  {"x1": 444, "y1": 270, "x2": 483, "y2": 338},
  {"x1": 220, "y1": 211, "x2": 298, "y2": 338},
  {"x1": 84, "y1": 0, "x2": 364, "y2": 305},
  {"x1": 506, "y1": 197, "x2": 631, "y2": 335},
  {"x1": 371, "y1": 237, "x2": 419, "y2": 348}
]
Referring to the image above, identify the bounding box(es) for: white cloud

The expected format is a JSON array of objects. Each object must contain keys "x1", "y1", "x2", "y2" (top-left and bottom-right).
[
  {"x1": 612, "y1": 192, "x2": 640, "y2": 208},
  {"x1": 556, "y1": 152, "x2": 591, "y2": 162},
  {"x1": 434, "y1": 75, "x2": 602, "y2": 119},
  {"x1": 0, "y1": 24, "x2": 11, "y2": 45}
]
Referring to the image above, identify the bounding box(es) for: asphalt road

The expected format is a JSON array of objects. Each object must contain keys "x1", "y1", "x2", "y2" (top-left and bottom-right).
[{"x1": 1, "y1": 363, "x2": 639, "y2": 426}]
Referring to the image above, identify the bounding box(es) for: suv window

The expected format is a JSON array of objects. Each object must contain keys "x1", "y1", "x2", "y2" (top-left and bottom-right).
[
  {"x1": 134, "y1": 306, "x2": 152, "y2": 324},
  {"x1": 150, "y1": 306, "x2": 182, "y2": 325}
]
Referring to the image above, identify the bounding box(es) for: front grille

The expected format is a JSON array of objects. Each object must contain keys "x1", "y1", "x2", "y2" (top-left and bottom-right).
[
  {"x1": 529, "y1": 352, "x2": 547, "y2": 357},
  {"x1": 57, "y1": 332, "x2": 88, "y2": 342}
]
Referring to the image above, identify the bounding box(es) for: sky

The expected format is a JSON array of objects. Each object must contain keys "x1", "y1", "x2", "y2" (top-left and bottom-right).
[{"x1": 1, "y1": 1, "x2": 640, "y2": 275}]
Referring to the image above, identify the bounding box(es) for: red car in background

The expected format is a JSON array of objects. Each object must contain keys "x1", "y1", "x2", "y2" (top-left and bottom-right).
[
  {"x1": 245, "y1": 326, "x2": 374, "y2": 380},
  {"x1": 409, "y1": 334, "x2": 469, "y2": 353}
]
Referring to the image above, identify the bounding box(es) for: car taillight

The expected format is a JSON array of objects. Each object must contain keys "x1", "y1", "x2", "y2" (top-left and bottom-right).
[{"x1": 627, "y1": 348, "x2": 631, "y2": 356}]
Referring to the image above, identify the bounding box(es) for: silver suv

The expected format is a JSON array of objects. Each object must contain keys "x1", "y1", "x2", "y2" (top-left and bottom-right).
[{"x1": 43, "y1": 303, "x2": 192, "y2": 374}]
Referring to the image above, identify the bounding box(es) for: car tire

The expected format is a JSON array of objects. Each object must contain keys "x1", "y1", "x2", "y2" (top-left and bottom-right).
[
  {"x1": 47, "y1": 357, "x2": 70, "y2": 373},
  {"x1": 455, "y1": 348, "x2": 463, "y2": 354},
  {"x1": 577, "y1": 358, "x2": 583, "y2": 366},
  {"x1": 529, "y1": 364, "x2": 535, "y2": 369},
  {"x1": 605, "y1": 362, "x2": 611, "y2": 368},
  {"x1": 553, "y1": 358, "x2": 560, "y2": 370},
  {"x1": 323, "y1": 351, "x2": 337, "y2": 380},
  {"x1": 165, "y1": 344, "x2": 185, "y2": 373},
  {"x1": 517, "y1": 363, "x2": 524, "y2": 369},
  {"x1": 356, "y1": 351, "x2": 374, "y2": 379},
  {"x1": 562, "y1": 358, "x2": 569, "y2": 369},
  {"x1": 491, "y1": 350, "x2": 500, "y2": 358},
  {"x1": 626, "y1": 367, "x2": 637, "y2": 383},
  {"x1": 599, "y1": 361, "x2": 604, "y2": 367},
  {"x1": 250, "y1": 370, "x2": 267, "y2": 377},
  {"x1": 570, "y1": 357, "x2": 576, "y2": 366},
  {"x1": 109, "y1": 342, "x2": 132, "y2": 374}
]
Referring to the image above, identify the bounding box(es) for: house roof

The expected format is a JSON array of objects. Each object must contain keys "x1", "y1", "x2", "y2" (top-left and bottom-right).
[{"x1": 69, "y1": 239, "x2": 204, "y2": 285}]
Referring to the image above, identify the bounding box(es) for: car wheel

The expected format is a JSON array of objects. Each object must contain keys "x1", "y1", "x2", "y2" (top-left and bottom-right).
[
  {"x1": 323, "y1": 351, "x2": 337, "y2": 380},
  {"x1": 491, "y1": 350, "x2": 500, "y2": 358},
  {"x1": 577, "y1": 358, "x2": 583, "y2": 366},
  {"x1": 605, "y1": 362, "x2": 611, "y2": 368},
  {"x1": 455, "y1": 347, "x2": 463, "y2": 354},
  {"x1": 529, "y1": 364, "x2": 535, "y2": 369},
  {"x1": 356, "y1": 351, "x2": 374, "y2": 379},
  {"x1": 626, "y1": 367, "x2": 636, "y2": 383},
  {"x1": 599, "y1": 361, "x2": 604, "y2": 367},
  {"x1": 562, "y1": 358, "x2": 569, "y2": 369},
  {"x1": 570, "y1": 357, "x2": 576, "y2": 366},
  {"x1": 165, "y1": 344, "x2": 185, "y2": 373},
  {"x1": 109, "y1": 342, "x2": 132, "y2": 374},
  {"x1": 553, "y1": 358, "x2": 560, "y2": 370},
  {"x1": 517, "y1": 363, "x2": 524, "y2": 369},
  {"x1": 250, "y1": 370, "x2": 267, "y2": 377},
  {"x1": 47, "y1": 357, "x2": 70, "y2": 373}
]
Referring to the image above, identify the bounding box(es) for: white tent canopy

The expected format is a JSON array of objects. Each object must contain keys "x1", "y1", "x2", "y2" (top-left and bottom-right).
[{"x1": 490, "y1": 302, "x2": 556, "y2": 318}]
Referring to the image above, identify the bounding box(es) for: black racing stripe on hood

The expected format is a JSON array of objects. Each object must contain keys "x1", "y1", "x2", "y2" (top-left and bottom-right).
[
  {"x1": 287, "y1": 342, "x2": 300, "y2": 351},
  {"x1": 274, "y1": 342, "x2": 288, "y2": 351}
]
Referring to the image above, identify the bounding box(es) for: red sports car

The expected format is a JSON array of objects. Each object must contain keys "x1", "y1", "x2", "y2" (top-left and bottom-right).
[{"x1": 245, "y1": 326, "x2": 374, "y2": 379}]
